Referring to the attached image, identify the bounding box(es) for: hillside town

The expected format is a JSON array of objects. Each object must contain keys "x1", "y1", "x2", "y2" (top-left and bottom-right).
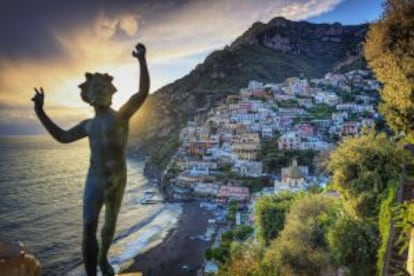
[
  {"x1": 157, "y1": 69, "x2": 381, "y2": 274},
  {"x1": 164, "y1": 69, "x2": 380, "y2": 201}
]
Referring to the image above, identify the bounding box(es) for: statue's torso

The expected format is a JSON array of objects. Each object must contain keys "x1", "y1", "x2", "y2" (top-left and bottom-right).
[{"x1": 85, "y1": 110, "x2": 128, "y2": 178}]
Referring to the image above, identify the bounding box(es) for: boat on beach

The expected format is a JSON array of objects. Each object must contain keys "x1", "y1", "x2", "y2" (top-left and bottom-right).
[{"x1": 140, "y1": 189, "x2": 163, "y2": 204}]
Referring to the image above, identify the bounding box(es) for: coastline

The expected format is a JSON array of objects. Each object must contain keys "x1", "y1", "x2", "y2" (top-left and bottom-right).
[{"x1": 122, "y1": 201, "x2": 215, "y2": 276}]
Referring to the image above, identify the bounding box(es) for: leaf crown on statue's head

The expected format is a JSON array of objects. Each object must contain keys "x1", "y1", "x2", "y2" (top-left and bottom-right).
[{"x1": 79, "y1": 72, "x2": 117, "y2": 106}]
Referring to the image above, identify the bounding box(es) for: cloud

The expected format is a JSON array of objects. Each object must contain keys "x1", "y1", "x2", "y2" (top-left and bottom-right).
[
  {"x1": 112, "y1": 0, "x2": 344, "y2": 62},
  {"x1": 0, "y1": 0, "x2": 344, "y2": 134},
  {"x1": 1, "y1": 0, "x2": 343, "y2": 63},
  {"x1": 119, "y1": 15, "x2": 139, "y2": 36}
]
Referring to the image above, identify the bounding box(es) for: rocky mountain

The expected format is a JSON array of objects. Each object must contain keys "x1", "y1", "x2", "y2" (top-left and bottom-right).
[{"x1": 129, "y1": 17, "x2": 368, "y2": 174}]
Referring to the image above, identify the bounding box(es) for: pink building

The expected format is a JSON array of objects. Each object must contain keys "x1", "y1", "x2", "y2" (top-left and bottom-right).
[
  {"x1": 239, "y1": 101, "x2": 253, "y2": 111},
  {"x1": 294, "y1": 123, "x2": 315, "y2": 137},
  {"x1": 252, "y1": 90, "x2": 267, "y2": 98},
  {"x1": 219, "y1": 185, "x2": 250, "y2": 201}
]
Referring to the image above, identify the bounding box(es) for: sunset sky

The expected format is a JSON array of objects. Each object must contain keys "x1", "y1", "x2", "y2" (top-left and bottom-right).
[{"x1": 0, "y1": 0, "x2": 382, "y2": 135}]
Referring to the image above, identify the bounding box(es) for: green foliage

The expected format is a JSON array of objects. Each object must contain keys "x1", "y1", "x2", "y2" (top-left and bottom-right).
[
  {"x1": 326, "y1": 213, "x2": 379, "y2": 275},
  {"x1": 226, "y1": 200, "x2": 239, "y2": 223},
  {"x1": 205, "y1": 248, "x2": 213, "y2": 260},
  {"x1": 232, "y1": 225, "x2": 254, "y2": 241},
  {"x1": 249, "y1": 95, "x2": 267, "y2": 102},
  {"x1": 217, "y1": 242, "x2": 264, "y2": 276},
  {"x1": 254, "y1": 192, "x2": 296, "y2": 246},
  {"x1": 328, "y1": 130, "x2": 407, "y2": 218},
  {"x1": 262, "y1": 194, "x2": 335, "y2": 276},
  {"x1": 245, "y1": 177, "x2": 264, "y2": 193},
  {"x1": 207, "y1": 225, "x2": 254, "y2": 268},
  {"x1": 364, "y1": 0, "x2": 414, "y2": 133},
  {"x1": 278, "y1": 99, "x2": 299, "y2": 108},
  {"x1": 377, "y1": 178, "x2": 399, "y2": 275},
  {"x1": 206, "y1": 230, "x2": 235, "y2": 264},
  {"x1": 394, "y1": 201, "x2": 414, "y2": 254},
  {"x1": 217, "y1": 164, "x2": 232, "y2": 173},
  {"x1": 307, "y1": 103, "x2": 336, "y2": 119},
  {"x1": 208, "y1": 246, "x2": 230, "y2": 264},
  {"x1": 336, "y1": 90, "x2": 356, "y2": 103},
  {"x1": 152, "y1": 132, "x2": 181, "y2": 170}
]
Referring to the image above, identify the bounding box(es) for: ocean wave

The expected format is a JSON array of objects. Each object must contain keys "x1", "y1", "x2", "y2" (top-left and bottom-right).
[
  {"x1": 110, "y1": 203, "x2": 183, "y2": 272},
  {"x1": 65, "y1": 203, "x2": 183, "y2": 275}
]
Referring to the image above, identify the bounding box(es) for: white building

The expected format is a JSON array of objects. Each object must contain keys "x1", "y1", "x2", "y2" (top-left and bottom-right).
[
  {"x1": 299, "y1": 139, "x2": 332, "y2": 151},
  {"x1": 261, "y1": 127, "x2": 273, "y2": 138},
  {"x1": 331, "y1": 112, "x2": 348, "y2": 125},
  {"x1": 232, "y1": 160, "x2": 263, "y2": 177},
  {"x1": 192, "y1": 182, "x2": 221, "y2": 197},
  {"x1": 248, "y1": 80, "x2": 264, "y2": 90},
  {"x1": 278, "y1": 131, "x2": 300, "y2": 150},
  {"x1": 314, "y1": 92, "x2": 340, "y2": 106},
  {"x1": 336, "y1": 104, "x2": 374, "y2": 114}
]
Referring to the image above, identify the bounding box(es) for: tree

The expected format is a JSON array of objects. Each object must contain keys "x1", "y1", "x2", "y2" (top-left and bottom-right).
[
  {"x1": 262, "y1": 194, "x2": 335, "y2": 276},
  {"x1": 226, "y1": 200, "x2": 239, "y2": 223},
  {"x1": 328, "y1": 130, "x2": 408, "y2": 218},
  {"x1": 326, "y1": 213, "x2": 379, "y2": 275},
  {"x1": 254, "y1": 191, "x2": 295, "y2": 245},
  {"x1": 232, "y1": 225, "x2": 254, "y2": 241},
  {"x1": 217, "y1": 242, "x2": 264, "y2": 276},
  {"x1": 364, "y1": 0, "x2": 414, "y2": 133}
]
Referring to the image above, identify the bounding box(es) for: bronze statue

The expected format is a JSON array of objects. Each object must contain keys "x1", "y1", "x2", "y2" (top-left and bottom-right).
[{"x1": 31, "y1": 43, "x2": 149, "y2": 276}]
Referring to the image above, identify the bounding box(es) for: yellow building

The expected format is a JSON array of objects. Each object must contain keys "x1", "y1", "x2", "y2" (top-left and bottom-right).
[{"x1": 232, "y1": 133, "x2": 261, "y2": 160}]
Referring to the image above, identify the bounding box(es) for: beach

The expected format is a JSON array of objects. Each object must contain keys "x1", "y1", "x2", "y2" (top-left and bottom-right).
[{"x1": 123, "y1": 202, "x2": 216, "y2": 276}]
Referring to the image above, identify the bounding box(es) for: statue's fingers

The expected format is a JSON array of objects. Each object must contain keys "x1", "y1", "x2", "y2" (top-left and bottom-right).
[
  {"x1": 34, "y1": 87, "x2": 40, "y2": 94},
  {"x1": 35, "y1": 87, "x2": 42, "y2": 96},
  {"x1": 40, "y1": 87, "x2": 44, "y2": 96},
  {"x1": 137, "y1": 44, "x2": 146, "y2": 53}
]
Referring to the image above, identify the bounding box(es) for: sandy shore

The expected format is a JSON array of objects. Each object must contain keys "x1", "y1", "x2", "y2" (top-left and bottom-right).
[{"x1": 123, "y1": 202, "x2": 215, "y2": 276}]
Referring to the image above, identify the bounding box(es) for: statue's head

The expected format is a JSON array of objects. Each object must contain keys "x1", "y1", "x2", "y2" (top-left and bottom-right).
[{"x1": 79, "y1": 72, "x2": 117, "y2": 107}]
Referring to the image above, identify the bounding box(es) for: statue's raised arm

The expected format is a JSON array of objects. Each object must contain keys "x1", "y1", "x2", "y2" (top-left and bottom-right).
[
  {"x1": 118, "y1": 43, "x2": 150, "y2": 120},
  {"x1": 31, "y1": 87, "x2": 88, "y2": 143}
]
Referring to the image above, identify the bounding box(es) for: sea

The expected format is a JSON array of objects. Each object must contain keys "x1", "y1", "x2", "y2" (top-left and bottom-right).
[{"x1": 0, "y1": 135, "x2": 182, "y2": 275}]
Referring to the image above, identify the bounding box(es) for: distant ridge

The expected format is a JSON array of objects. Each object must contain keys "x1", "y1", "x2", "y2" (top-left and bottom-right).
[{"x1": 129, "y1": 17, "x2": 368, "y2": 172}]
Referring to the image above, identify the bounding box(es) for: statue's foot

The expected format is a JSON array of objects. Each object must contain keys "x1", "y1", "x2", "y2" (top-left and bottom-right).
[{"x1": 99, "y1": 259, "x2": 114, "y2": 276}]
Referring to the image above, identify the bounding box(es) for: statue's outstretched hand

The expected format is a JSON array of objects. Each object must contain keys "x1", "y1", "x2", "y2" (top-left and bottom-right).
[
  {"x1": 132, "y1": 43, "x2": 146, "y2": 60},
  {"x1": 32, "y1": 87, "x2": 44, "y2": 111}
]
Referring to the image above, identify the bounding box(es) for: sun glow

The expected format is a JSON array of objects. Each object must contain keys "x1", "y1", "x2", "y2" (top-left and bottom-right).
[{"x1": 93, "y1": 63, "x2": 139, "y2": 110}]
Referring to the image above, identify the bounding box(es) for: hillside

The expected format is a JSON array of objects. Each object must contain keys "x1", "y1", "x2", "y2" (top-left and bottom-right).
[{"x1": 129, "y1": 17, "x2": 368, "y2": 173}]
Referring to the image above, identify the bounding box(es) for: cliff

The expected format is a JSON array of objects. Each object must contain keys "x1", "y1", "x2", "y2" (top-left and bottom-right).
[{"x1": 128, "y1": 17, "x2": 368, "y2": 174}]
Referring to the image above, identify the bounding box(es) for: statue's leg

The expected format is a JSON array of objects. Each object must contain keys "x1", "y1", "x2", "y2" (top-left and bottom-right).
[
  {"x1": 82, "y1": 177, "x2": 104, "y2": 276},
  {"x1": 99, "y1": 178, "x2": 126, "y2": 276}
]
